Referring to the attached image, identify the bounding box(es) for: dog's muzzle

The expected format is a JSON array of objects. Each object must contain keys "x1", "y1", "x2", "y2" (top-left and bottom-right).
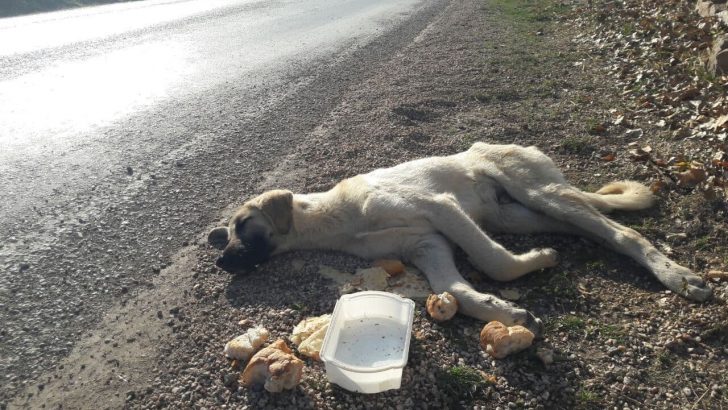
[{"x1": 215, "y1": 238, "x2": 273, "y2": 273}]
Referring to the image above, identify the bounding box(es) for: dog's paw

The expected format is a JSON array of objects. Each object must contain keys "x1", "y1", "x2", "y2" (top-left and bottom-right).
[
  {"x1": 512, "y1": 309, "x2": 544, "y2": 339},
  {"x1": 682, "y1": 276, "x2": 713, "y2": 302},
  {"x1": 527, "y1": 248, "x2": 558, "y2": 269},
  {"x1": 655, "y1": 263, "x2": 713, "y2": 302},
  {"x1": 676, "y1": 268, "x2": 713, "y2": 302}
]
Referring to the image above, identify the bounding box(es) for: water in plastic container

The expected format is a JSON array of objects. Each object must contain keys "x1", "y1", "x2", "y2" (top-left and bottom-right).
[
  {"x1": 335, "y1": 317, "x2": 406, "y2": 368},
  {"x1": 320, "y1": 291, "x2": 415, "y2": 394}
]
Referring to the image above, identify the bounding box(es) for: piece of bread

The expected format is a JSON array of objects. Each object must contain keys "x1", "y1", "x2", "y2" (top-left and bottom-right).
[
  {"x1": 479, "y1": 321, "x2": 534, "y2": 359},
  {"x1": 240, "y1": 339, "x2": 304, "y2": 393},
  {"x1": 290, "y1": 314, "x2": 331, "y2": 346},
  {"x1": 224, "y1": 326, "x2": 269, "y2": 361},
  {"x1": 373, "y1": 259, "x2": 406, "y2": 277},
  {"x1": 426, "y1": 292, "x2": 458, "y2": 321},
  {"x1": 297, "y1": 323, "x2": 329, "y2": 360}
]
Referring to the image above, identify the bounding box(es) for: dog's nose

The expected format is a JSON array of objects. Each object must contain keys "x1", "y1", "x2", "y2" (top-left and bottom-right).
[{"x1": 216, "y1": 255, "x2": 229, "y2": 270}]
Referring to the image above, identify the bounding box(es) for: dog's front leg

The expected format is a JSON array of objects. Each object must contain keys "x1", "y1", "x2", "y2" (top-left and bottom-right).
[{"x1": 405, "y1": 233, "x2": 544, "y2": 337}]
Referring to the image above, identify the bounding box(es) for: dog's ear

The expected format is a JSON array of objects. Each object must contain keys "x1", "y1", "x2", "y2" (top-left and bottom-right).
[
  {"x1": 256, "y1": 190, "x2": 293, "y2": 235},
  {"x1": 208, "y1": 226, "x2": 229, "y2": 250}
]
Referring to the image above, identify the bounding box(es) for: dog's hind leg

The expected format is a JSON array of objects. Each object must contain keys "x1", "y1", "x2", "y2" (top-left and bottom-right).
[
  {"x1": 485, "y1": 202, "x2": 582, "y2": 235},
  {"x1": 503, "y1": 183, "x2": 712, "y2": 301},
  {"x1": 405, "y1": 234, "x2": 544, "y2": 337},
  {"x1": 416, "y1": 193, "x2": 559, "y2": 281}
]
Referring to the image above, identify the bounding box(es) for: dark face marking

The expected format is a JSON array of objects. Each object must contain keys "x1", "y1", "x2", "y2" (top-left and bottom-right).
[{"x1": 215, "y1": 214, "x2": 275, "y2": 273}]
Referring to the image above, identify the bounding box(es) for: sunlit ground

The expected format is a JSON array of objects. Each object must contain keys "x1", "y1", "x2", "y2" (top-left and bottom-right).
[
  {"x1": 0, "y1": 0, "x2": 246, "y2": 56},
  {"x1": 0, "y1": 41, "x2": 191, "y2": 148},
  {"x1": 0, "y1": 0, "x2": 249, "y2": 150},
  {"x1": 0, "y1": 0, "x2": 420, "y2": 153}
]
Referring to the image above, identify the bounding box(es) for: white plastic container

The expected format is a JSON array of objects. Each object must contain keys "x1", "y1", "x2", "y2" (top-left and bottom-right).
[{"x1": 320, "y1": 291, "x2": 415, "y2": 393}]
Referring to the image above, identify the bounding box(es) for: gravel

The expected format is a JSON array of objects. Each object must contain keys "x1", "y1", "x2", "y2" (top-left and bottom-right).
[{"x1": 124, "y1": 0, "x2": 726, "y2": 407}]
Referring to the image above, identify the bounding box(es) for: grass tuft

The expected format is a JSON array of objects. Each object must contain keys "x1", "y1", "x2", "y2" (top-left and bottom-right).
[{"x1": 438, "y1": 366, "x2": 489, "y2": 400}]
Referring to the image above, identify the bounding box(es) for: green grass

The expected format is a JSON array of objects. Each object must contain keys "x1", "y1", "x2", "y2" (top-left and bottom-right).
[
  {"x1": 438, "y1": 366, "x2": 489, "y2": 400},
  {"x1": 693, "y1": 236, "x2": 712, "y2": 250},
  {"x1": 561, "y1": 136, "x2": 595, "y2": 154},
  {"x1": 597, "y1": 324, "x2": 627, "y2": 343},
  {"x1": 549, "y1": 314, "x2": 586, "y2": 334},
  {"x1": 575, "y1": 388, "x2": 602, "y2": 408},
  {"x1": 586, "y1": 119, "x2": 608, "y2": 135},
  {"x1": 490, "y1": 0, "x2": 571, "y2": 25},
  {"x1": 621, "y1": 22, "x2": 637, "y2": 36},
  {"x1": 473, "y1": 89, "x2": 522, "y2": 103},
  {"x1": 526, "y1": 270, "x2": 579, "y2": 300},
  {"x1": 655, "y1": 351, "x2": 674, "y2": 369},
  {"x1": 585, "y1": 260, "x2": 606, "y2": 271}
]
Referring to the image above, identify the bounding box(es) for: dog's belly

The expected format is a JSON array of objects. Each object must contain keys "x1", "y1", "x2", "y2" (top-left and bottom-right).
[{"x1": 341, "y1": 226, "x2": 436, "y2": 260}]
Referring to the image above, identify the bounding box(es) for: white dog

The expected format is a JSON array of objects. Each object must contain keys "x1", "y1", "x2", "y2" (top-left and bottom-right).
[{"x1": 209, "y1": 143, "x2": 712, "y2": 335}]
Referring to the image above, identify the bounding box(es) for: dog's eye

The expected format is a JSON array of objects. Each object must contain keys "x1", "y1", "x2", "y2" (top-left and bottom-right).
[{"x1": 234, "y1": 217, "x2": 250, "y2": 236}]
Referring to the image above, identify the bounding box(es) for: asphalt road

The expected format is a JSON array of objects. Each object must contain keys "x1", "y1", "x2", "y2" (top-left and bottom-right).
[{"x1": 0, "y1": 0, "x2": 447, "y2": 404}]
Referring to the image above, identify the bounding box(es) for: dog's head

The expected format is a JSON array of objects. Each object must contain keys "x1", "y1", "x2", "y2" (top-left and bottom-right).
[{"x1": 208, "y1": 189, "x2": 293, "y2": 273}]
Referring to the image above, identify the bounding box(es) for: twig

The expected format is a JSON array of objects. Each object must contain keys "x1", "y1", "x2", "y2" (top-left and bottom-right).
[
  {"x1": 690, "y1": 386, "x2": 709, "y2": 410},
  {"x1": 620, "y1": 393, "x2": 650, "y2": 408}
]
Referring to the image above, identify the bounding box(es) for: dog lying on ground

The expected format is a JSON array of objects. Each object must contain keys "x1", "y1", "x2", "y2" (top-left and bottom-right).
[{"x1": 208, "y1": 143, "x2": 712, "y2": 336}]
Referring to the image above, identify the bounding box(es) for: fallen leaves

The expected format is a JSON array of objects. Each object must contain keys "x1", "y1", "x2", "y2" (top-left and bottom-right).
[
  {"x1": 676, "y1": 164, "x2": 707, "y2": 188},
  {"x1": 570, "y1": 0, "x2": 728, "y2": 201}
]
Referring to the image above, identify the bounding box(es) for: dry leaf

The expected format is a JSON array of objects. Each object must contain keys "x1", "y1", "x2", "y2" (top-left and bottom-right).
[
  {"x1": 707, "y1": 270, "x2": 728, "y2": 280},
  {"x1": 589, "y1": 123, "x2": 607, "y2": 135},
  {"x1": 715, "y1": 114, "x2": 728, "y2": 131},
  {"x1": 676, "y1": 167, "x2": 707, "y2": 187},
  {"x1": 650, "y1": 180, "x2": 667, "y2": 193},
  {"x1": 480, "y1": 372, "x2": 498, "y2": 385}
]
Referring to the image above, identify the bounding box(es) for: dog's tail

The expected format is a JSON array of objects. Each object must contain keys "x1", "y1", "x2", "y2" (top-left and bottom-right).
[{"x1": 582, "y1": 180, "x2": 655, "y2": 213}]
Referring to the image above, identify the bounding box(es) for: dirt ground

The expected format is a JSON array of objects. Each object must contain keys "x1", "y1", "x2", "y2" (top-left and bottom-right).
[{"x1": 10, "y1": 0, "x2": 728, "y2": 408}]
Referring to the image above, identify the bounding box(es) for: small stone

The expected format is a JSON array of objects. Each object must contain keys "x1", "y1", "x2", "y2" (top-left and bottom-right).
[
  {"x1": 499, "y1": 288, "x2": 521, "y2": 301},
  {"x1": 683, "y1": 387, "x2": 692, "y2": 397},
  {"x1": 126, "y1": 166, "x2": 133, "y2": 176},
  {"x1": 536, "y1": 348, "x2": 554, "y2": 365},
  {"x1": 624, "y1": 128, "x2": 643, "y2": 138}
]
